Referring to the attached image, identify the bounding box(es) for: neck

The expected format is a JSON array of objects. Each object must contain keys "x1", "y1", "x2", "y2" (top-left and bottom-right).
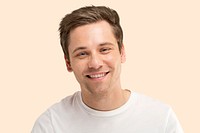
[{"x1": 81, "y1": 89, "x2": 131, "y2": 111}]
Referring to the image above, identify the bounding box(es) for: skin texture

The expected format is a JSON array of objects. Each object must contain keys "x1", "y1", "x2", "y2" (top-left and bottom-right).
[{"x1": 65, "y1": 21, "x2": 130, "y2": 111}]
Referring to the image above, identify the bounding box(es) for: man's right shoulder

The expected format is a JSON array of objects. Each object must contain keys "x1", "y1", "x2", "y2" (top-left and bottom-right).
[{"x1": 31, "y1": 91, "x2": 80, "y2": 133}]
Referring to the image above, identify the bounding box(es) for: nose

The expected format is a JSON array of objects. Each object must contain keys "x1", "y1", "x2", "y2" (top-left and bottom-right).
[{"x1": 88, "y1": 53, "x2": 103, "y2": 69}]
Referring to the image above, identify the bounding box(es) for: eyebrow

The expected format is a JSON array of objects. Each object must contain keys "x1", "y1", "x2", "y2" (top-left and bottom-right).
[
  {"x1": 72, "y1": 42, "x2": 115, "y2": 54},
  {"x1": 99, "y1": 42, "x2": 115, "y2": 47}
]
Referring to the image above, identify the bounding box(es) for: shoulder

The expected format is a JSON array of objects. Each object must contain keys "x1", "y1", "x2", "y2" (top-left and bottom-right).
[
  {"x1": 49, "y1": 91, "x2": 80, "y2": 112},
  {"x1": 131, "y1": 92, "x2": 172, "y2": 119},
  {"x1": 131, "y1": 92, "x2": 184, "y2": 132},
  {"x1": 132, "y1": 92, "x2": 171, "y2": 110},
  {"x1": 31, "y1": 109, "x2": 53, "y2": 133},
  {"x1": 31, "y1": 91, "x2": 80, "y2": 133}
]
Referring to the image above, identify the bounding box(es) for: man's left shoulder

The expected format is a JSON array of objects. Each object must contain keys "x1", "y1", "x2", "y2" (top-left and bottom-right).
[{"x1": 133, "y1": 92, "x2": 171, "y2": 113}]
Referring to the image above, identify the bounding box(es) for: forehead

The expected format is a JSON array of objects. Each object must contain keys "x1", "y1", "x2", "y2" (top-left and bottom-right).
[{"x1": 68, "y1": 21, "x2": 117, "y2": 49}]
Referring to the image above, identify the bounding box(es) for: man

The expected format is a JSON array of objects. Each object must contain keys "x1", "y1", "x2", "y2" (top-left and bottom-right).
[{"x1": 32, "y1": 6, "x2": 183, "y2": 133}]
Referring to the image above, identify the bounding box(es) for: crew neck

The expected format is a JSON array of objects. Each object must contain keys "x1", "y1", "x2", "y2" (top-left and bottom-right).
[{"x1": 76, "y1": 90, "x2": 137, "y2": 117}]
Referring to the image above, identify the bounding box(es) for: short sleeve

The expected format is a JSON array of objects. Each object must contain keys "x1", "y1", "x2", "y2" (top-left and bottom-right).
[
  {"x1": 31, "y1": 110, "x2": 54, "y2": 133},
  {"x1": 165, "y1": 108, "x2": 184, "y2": 133}
]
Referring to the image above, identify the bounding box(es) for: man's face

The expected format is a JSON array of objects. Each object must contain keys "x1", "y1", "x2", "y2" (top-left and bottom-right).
[{"x1": 66, "y1": 21, "x2": 126, "y2": 95}]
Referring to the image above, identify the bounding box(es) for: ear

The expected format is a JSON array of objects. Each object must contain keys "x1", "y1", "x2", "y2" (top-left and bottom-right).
[
  {"x1": 120, "y1": 45, "x2": 126, "y2": 63},
  {"x1": 64, "y1": 55, "x2": 73, "y2": 72}
]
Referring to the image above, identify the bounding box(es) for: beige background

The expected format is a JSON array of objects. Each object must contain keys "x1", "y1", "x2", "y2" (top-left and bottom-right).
[{"x1": 0, "y1": 0, "x2": 199, "y2": 132}]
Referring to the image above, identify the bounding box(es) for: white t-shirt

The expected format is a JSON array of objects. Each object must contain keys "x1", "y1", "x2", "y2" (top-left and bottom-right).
[{"x1": 31, "y1": 91, "x2": 184, "y2": 133}]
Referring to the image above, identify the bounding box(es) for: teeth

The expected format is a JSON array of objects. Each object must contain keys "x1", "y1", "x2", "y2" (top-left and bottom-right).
[{"x1": 89, "y1": 73, "x2": 106, "y2": 78}]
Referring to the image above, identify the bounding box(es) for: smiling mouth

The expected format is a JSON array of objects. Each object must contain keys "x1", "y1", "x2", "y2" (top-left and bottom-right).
[{"x1": 86, "y1": 72, "x2": 109, "y2": 79}]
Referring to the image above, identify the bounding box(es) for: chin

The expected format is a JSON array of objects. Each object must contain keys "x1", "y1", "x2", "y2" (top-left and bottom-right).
[{"x1": 90, "y1": 86, "x2": 111, "y2": 95}]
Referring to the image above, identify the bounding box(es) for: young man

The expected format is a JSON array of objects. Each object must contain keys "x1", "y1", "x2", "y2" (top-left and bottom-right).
[{"x1": 32, "y1": 6, "x2": 183, "y2": 133}]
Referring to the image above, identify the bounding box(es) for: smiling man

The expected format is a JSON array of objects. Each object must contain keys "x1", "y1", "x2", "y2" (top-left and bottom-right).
[
  {"x1": 32, "y1": 6, "x2": 183, "y2": 133},
  {"x1": 66, "y1": 20, "x2": 128, "y2": 111}
]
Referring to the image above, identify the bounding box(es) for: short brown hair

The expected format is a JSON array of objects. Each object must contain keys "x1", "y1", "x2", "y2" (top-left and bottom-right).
[{"x1": 59, "y1": 6, "x2": 123, "y2": 60}]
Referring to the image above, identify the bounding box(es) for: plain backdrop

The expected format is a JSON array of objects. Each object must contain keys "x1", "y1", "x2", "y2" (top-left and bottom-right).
[{"x1": 0, "y1": 0, "x2": 199, "y2": 133}]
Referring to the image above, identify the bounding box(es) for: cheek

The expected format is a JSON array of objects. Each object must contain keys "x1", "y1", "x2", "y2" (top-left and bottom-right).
[
  {"x1": 103, "y1": 55, "x2": 114, "y2": 67},
  {"x1": 71, "y1": 65, "x2": 84, "y2": 83},
  {"x1": 104, "y1": 53, "x2": 121, "y2": 64},
  {"x1": 104, "y1": 54, "x2": 114, "y2": 61},
  {"x1": 71, "y1": 61, "x2": 86, "y2": 74}
]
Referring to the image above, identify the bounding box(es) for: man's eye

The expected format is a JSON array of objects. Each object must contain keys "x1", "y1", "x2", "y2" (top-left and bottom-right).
[
  {"x1": 77, "y1": 52, "x2": 87, "y2": 57},
  {"x1": 100, "y1": 48, "x2": 111, "y2": 53}
]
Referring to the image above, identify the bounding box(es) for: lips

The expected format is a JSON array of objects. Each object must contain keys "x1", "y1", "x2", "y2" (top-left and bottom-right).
[{"x1": 86, "y1": 72, "x2": 109, "y2": 79}]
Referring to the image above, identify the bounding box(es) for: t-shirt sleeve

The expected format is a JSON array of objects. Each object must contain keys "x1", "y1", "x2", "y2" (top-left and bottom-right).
[
  {"x1": 31, "y1": 110, "x2": 54, "y2": 133},
  {"x1": 165, "y1": 108, "x2": 184, "y2": 133}
]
